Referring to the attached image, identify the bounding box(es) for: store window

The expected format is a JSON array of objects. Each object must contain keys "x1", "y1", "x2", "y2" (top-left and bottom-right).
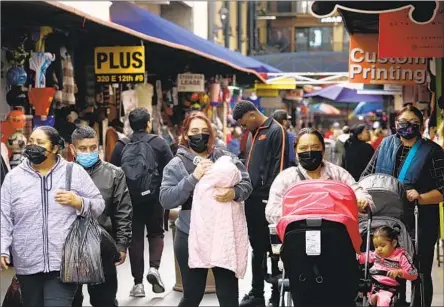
[
  {"x1": 295, "y1": 1, "x2": 313, "y2": 14},
  {"x1": 294, "y1": 27, "x2": 333, "y2": 52},
  {"x1": 267, "y1": 27, "x2": 291, "y2": 53},
  {"x1": 276, "y1": 1, "x2": 292, "y2": 13}
]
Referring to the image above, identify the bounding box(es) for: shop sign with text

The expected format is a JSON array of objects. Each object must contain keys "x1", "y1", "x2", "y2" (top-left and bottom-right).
[
  {"x1": 379, "y1": 2, "x2": 444, "y2": 58},
  {"x1": 349, "y1": 34, "x2": 427, "y2": 85},
  {"x1": 177, "y1": 74, "x2": 205, "y2": 92},
  {"x1": 94, "y1": 46, "x2": 145, "y2": 83}
]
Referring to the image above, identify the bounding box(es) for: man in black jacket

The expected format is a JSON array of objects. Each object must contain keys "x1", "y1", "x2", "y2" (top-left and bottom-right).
[
  {"x1": 233, "y1": 101, "x2": 289, "y2": 307},
  {"x1": 70, "y1": 126, "x2": 132, "y2": 307},
  {"x1": 110, "y1": 108, "x2": 174, "y2": 298}
]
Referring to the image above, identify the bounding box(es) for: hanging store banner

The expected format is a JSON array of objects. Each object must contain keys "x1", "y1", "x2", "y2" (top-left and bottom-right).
[
  {"x1": 349, "y1": 34, "x2": 427, "y2": 85},
  {"x1": 379, "y1": 2, "x2": 444, "y2": 58},
  {"x1": 94, "y1": 46, "x2": 145, "y2": 83},
  {"x1": 177, "y1": 74, "x2": 205, "y2": 92}
]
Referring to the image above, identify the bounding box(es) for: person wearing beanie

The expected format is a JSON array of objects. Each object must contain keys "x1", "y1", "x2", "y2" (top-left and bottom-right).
[{"x1": 343, "y1": 124, "x2": 374, "y2": 181}]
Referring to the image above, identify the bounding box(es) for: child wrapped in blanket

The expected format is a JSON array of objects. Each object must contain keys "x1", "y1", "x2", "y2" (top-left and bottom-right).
[
  {"x1": 188, "y1": 155, "x2": 249, "y2": 279},
  {"x1": 358, "y1": 226, "x2": 418, "y2": 306}
]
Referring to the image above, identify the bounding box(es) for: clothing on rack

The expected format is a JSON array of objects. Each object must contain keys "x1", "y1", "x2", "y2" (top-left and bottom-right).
[
  {"x1": 54, "y1": 53, "x2": 76, "y2": 106},
  {"x1": 135, "y1": 83, "x2": 153, "y2": 115},
  {"x1": 29, "y1": 52, "x2": 55, "y2": 88}
]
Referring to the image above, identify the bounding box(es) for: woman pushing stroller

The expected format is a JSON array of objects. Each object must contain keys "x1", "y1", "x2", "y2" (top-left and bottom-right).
[
  {"x1": 361, "y1": 105, "x2": 444, "y2": 307},
  {"x1": 358, "y1": 226, "x2": 418, "y2": 306},
  {"x1": 266, "y1": 127, "x2": 374, "y2": 225}
]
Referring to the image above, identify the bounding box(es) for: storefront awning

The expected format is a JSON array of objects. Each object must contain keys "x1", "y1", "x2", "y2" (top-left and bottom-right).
[{"x1": 108, "y1": 2, "x2": 280, "y2": 82}]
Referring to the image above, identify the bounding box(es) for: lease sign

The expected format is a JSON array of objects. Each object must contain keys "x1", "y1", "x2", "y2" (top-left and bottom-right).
[
  {"x1": 94, "y1": 46, "x2": 145, "y2": 83},
  {"x1": 379, "y1": 2, "x2": 444, "y2": 58},
  {"x1": 349, "y1": 34, "x2": 427, "y2": 85}
]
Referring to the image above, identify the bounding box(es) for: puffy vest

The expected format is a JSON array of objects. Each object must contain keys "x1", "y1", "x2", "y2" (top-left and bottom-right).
[{"x1": 375, "y1": 135, "x2": 434, "y2": 185}]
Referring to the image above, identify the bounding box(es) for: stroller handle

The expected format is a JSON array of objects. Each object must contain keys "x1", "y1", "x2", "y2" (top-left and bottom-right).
[{"x1": 365, "y1": 205, "x2": 373, "y2": 220}]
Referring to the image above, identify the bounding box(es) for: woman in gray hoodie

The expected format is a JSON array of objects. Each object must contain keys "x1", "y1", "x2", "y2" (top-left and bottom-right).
[
  {"x1": 0, "y1": 126, "x2": 105, "y2": 307},
  {"x1": 160, "y1": 112, "x2": 252, "y2": 307}
]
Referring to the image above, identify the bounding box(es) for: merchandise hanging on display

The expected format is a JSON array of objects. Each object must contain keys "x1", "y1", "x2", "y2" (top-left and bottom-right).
[
  {"x1": 33, "y1": 115, "x2": 56, "y2": 128},
  {"x1": 28, "y1": 87, "x2": 56, "y2": 116},
  {"x1": 54, "y1": 49, "x2": 77, "y2": 106},
  {"x1": 29, "y1": 52, "x2": 55, "y2": 88},
  {"x1": 135, "y1": 81, "x2": 154, "y2": 115},
  {"x1": 7, "y1": 109, "x2": 26, "y2": 129}
]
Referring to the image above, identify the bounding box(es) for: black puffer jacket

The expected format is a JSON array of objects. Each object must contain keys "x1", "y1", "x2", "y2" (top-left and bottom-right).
[{"x1": 84, "y1": 160, "x2": 133, "y2": 252}]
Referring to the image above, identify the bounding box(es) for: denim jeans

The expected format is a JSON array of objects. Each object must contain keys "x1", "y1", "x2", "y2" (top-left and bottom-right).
[{"x1": 16, "y1": 271, "x2": 78, "y2": 307}]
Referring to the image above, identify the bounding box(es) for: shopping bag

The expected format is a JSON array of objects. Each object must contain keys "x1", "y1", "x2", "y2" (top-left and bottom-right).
[
  {"x1": 60, "y1": 163, "x2": 104, "y2": 284},
  {"x1": 1, "y1": 276, "x2": 22, "y2": 307},
  {"x1": 60, "y1": 215, "x2": 105, "y2": 284}
]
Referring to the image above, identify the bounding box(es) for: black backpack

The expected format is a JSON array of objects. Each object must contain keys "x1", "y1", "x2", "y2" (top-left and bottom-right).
[{"x1": 120, "y1": 134, "x2": 160, "y2": 202}]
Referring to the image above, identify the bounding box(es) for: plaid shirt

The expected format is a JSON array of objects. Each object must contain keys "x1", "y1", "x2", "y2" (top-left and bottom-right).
[{"x1": 361, "y1": 143, "x2": 444, "y2": 197}]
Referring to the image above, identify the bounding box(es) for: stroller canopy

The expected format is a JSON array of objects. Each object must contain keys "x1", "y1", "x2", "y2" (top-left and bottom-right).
[
  {"x1": 276, "y1": 180, "x2": 362, "y2": 252},
  {"x1": 359, "y1": 174, "x2": 410, "y2": 224}
]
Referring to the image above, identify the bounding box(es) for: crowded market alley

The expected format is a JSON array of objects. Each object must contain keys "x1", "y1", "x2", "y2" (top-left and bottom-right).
[{"x1": 1, "y1": 1, "x2": 444, "y2": 307}]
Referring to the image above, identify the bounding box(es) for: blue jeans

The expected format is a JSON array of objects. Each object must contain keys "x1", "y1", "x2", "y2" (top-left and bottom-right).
[{"x1": 16, "y1": 271, "x2": 78, "y2": 307}]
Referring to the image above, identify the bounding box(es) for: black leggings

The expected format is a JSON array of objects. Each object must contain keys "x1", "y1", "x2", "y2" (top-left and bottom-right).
[
  {"x1": 174, "y1": 229, "x2": 239, "y2": 307},
  {"x1": 414, "y1": 206, "x2": 440, "y2": 307}
]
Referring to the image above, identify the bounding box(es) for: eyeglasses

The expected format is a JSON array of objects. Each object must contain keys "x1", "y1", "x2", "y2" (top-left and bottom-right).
[{"x1": 397, "y1": 120, "x2": 421, "y2": 125}]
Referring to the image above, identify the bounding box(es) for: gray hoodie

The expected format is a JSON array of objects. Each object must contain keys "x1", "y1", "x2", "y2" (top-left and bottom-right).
[
  {"x1": 160, "y1": 146, "x2": 252, "y2": 234},
  {"x1": 1, "y1": 157, "x2": 105, "y2": 275}
]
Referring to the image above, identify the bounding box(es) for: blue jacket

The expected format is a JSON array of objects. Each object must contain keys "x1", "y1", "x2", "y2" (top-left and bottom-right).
[{"x1": 375, "y1": 135, "x2": 435, "y2": 186}]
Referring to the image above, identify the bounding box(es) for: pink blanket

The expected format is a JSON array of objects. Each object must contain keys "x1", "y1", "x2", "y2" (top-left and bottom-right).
[{"x1": 188, "y1": 156, "x2": 249, "y2": 278}]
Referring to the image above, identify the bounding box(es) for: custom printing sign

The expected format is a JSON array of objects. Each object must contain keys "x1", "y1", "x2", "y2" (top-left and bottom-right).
[
  {"x1": 379, "y1": 2, "x2": 444, "y2": 58},
  {"x1": 349, "y1": 34, "x2": 427, "y2": 85},
  {"x1": 94, "y1": 46, "x2": 145, "y2": 83},
  {"x1": 310, "y1": 1, "x2": 439, "y2": 24}
]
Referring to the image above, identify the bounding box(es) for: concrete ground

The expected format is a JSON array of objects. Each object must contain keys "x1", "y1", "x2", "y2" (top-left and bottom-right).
[{"x1": 1, "y1": 233, "x2": 443, "y2": 306}]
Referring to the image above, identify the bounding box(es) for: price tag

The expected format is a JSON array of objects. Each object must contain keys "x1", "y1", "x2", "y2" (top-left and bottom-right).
[{"x1": 305, "y1": 230, "x2": 321, "y2": 256}]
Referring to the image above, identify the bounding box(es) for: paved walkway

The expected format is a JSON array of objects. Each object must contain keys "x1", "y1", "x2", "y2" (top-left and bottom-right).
[{"x1": 1, "y1": 233, "x2": 443, "y2": 306}]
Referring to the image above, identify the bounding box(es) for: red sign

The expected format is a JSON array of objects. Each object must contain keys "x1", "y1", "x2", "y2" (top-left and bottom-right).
[
  {"x1": 379, "y1": 2, "x2": 444, "y2": 58},
  {"x1": 349, "y1": 34, "x2": 427, "y2": 85}
]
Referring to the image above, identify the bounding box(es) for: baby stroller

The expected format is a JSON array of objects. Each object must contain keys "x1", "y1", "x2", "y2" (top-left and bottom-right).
[
  {"x1": 358, "y1": 174, "x2": 424, "y2": 307},
  {"x1": 274, "y1": 180, "x2": 366, "y2": 306}
]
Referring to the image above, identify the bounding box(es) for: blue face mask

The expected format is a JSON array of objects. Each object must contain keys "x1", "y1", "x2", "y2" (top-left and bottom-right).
[{"x1": 76, "y1": 151, "x2": 99, "y2": 168}]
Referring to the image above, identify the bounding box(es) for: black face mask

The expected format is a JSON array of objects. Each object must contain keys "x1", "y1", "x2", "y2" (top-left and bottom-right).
[
  {"x1": 188, "y1": 134, "x2": 210, "y2": 153},
  {"x1": 298, "y1": 150, "x2": 323, "y2": 171},
  {"x1": 24, "y1": 144, "x2": 49, "y2": 165},
  {"x1": 396, "y1": 122, "x2": 420, "y2": 140}
]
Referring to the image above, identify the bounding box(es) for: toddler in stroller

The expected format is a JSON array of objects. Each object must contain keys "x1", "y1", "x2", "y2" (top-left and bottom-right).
[
  {"x1": 358, "y1": 225, "x2": 418, "y2": 306},
  {"x1": 359, "y1": 174, "x2": 424, "y2": 307}
]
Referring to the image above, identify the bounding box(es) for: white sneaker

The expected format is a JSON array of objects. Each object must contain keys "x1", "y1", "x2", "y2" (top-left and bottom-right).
[
  {"x1": 129, "y1": 283, "x2": 145, "y2": 297},
  {"x1": 147, "y1": 267, "x2": 165, "y2": 293}
]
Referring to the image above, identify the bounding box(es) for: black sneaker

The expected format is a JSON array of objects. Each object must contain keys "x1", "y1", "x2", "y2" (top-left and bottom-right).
[{"x1": 240, "y1": 292, "x2": 266, "y2": 307}]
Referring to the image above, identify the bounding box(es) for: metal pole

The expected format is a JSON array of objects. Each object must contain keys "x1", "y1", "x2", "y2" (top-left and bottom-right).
[
  {"x1": 247, "y1": 1, "x2": 254, "y2": 54},
  {"x1": 208, "y1": 1, "x2": 215, "y2": 42},
  {"x1": 252, "y1": 1, "x2": 258, "y2": 51},
  {"x1": 237, "y1": 0, "x2": 242, "y2": 52},
  {"x1": 224, "y1": 1, "x2": 230, "y2": 48}
]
